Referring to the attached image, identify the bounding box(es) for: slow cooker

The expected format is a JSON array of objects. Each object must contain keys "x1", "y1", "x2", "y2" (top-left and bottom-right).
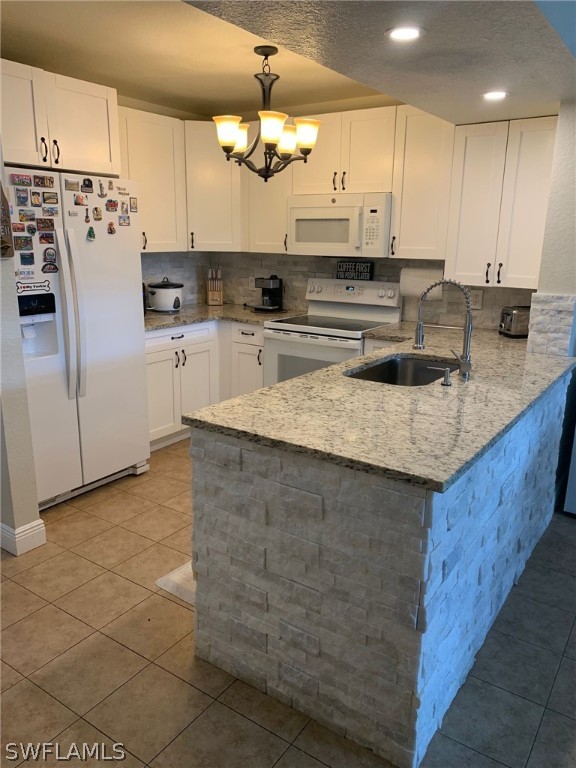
[{"x1": 146, "y1": 277, "x2": 183, "y2": 312}]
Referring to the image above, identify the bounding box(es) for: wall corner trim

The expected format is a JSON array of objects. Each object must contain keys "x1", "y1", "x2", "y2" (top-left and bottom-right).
[{"x1": 0, "y1": 519, "x2": 46, "y2": 556}]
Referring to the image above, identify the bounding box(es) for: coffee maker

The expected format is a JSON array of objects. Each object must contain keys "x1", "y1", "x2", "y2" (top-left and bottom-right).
[{"x1": 249, "y1": 275, "x2": 283, "y2": 311}]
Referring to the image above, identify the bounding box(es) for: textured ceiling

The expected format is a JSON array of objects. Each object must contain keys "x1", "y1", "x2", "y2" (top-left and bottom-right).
[
  {"x1": 190, "y1": 0, "x2": 576, "y2": 123},
  {"x1": 0, "y1": 0, "x2": 396, "y2": 119}
]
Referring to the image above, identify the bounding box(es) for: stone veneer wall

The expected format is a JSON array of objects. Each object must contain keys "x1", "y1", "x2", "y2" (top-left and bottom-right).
[
  {"x1": 190, "y1": 372, "x2": 570, "y2": 768},
  {"x1": 527, "y1": 293, "x2": 576, "y2": 357}
]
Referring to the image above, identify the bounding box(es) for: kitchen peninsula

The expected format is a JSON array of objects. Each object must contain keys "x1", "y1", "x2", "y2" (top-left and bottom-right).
[{"x1": 183, "y1": 327, "x2": 575, "y2": 768}]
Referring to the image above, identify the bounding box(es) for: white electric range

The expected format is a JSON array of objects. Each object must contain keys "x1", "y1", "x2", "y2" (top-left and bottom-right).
[{"x1": 263, "y1": 278, "x2": 401, "y2": 385}]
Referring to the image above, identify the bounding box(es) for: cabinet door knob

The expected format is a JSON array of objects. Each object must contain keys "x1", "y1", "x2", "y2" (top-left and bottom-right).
[
  {"x1": 142, "y1": 232, "x2": 147, "y2": 250},
  {"x1": 390, "y1": 236, "x2": 396, "y2": 256},
  {"x1": 485, "y1": 262, "x2": 492, "y2": 284},
  {"x1": 175, "y1": 350, "x2": 180, "y2": 368},
  {"x1": 182, "y1": 349, "x2": 187, "y2": 366},
  {"x1": 496, "y1": 263, "x2": 503, "y2": 284},
  {"x1": 332, "y1": 172, "x2": 337, "y2": 191},
  {"x1": 284, "y1": 234, "x2": 287, "y2": 252},
  {"x1": 40, "y1": 137, "x2": 48, "y2": 163},
  {"x1": 52, "y1": 139, "x2": 60, "y2": 164},
  {"x1": 341, "y1": 171, "x2": 346, "y2": 191},
  {"x1": 190, "y1": 232, "x2": 195, "y2": 249},
  {"x1": 257, "y1": 349, "x2": 262, "y2": 366},
  {"x1": 241, "y1": 331, "x2": 255, "y2": 336}
]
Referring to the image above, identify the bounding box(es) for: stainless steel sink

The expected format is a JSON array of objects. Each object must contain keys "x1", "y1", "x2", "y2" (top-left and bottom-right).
[{"x1": 346, "y1": 355, "x2": 459, "y2": 387}]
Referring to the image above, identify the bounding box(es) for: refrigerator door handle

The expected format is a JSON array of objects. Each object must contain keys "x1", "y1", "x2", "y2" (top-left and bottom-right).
[
  {"x1": 55, "y1": 227, "x2": 78, "y2": 400},
  {"x1": 66, "y1": 228, "x2": 88, "y2": 398}
]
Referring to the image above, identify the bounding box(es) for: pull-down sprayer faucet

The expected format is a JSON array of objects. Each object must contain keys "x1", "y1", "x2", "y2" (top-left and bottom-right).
[{"x1": 413, "y1": 279, "x2": 473, "y2": 380}]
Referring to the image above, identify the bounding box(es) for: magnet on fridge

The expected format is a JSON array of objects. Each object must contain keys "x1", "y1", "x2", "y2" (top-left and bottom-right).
[
  {"x1": 43, "y1": 192, "x2": 58, "y2": 204},
  {"x1": 10, "y1": 174, "x2": 32, "y2": 186},
  {"x1": 108, "y1": 179, "x2": 114, "y2": 190},
  {"x1": 98, "y1": 180, "x2": 107, "y2": 198},
  {"x1": 107, "y1": 222, "x2": 116, "y2": 234},
  {"x1": 12, "y1": 223, "x2": 25, "y2": 233},
  {"x1": 14, "y1": 236, "x2": 33, "y2": 250},
  {"x1": 129, "y1": 197, "x2": 138, "y2": 212},
  {"x1": 20, "y1": 252, "x2": 35, "y2": 266},
  {"x1": 26, "y1": 224, "x2": 37, "y2": 236},
  {"x1": 65, "y1": 179, "x2": 80, "y2": 192},
  {"x1": 92, "y1": 207, "x2": 102, "y2": 221},
  {"x1": 36, "y1": 218, "x2": 54, "y2": 232},
  {"x1": 42, "y1": 207, "x2": 59, "y2": 217},
  {"x1": 42, "y1": 262, "x2": 58, "y2": 273},
  {"x1": 74, "y1": 194, "x2": 87, "y2": 206},
  {"x1": 105, "y1": 199, "x2": 118, "y2": 212},
  {"x1": 30, "y1": 191, "x2": 41, "y2": 207},
  {"x1": 39, "y1": 233, "x2": 54, "y2": 244},
  {"x1": 68, "y1": 210, "x2": 79, "y2": 217},
  {"x1": 33, "y1": 175, "x2": 55, "y2": 188},
  {"x1": 16, "y1": 188, "x2": 29, "y2": 206},
  {"x1": 118, "y1": 215, "x2": 130, "y2": 226},
  {"x1": 85, "y1": 209, "x2": 90, "y2": 223},
  {"x1": 121, "y1": 201, "x2": 129, "y2": 215},
  {"x1": 18, "y1": 209, "x2": 35, "y2": 222},
  {"x1": 43, "y1": 247, "x2": 56, "y2": 263},
  {"x1": 81, "y1": 178, "x2": 93, "y2": 194},
  {"x1": 87, "y1": 226, "x2": 96, "y2": 241}
]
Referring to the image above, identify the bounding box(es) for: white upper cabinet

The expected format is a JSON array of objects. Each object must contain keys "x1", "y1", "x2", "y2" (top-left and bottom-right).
[
  {"x1": 1, "y1": 59, "x2": 120, "y2": 175},
  {"x1": 390, "y1": 106, "x2": 454, "y2": 260},
  {"x1": 445, "y1": 117, "x2": 556, "y2": 288},
  {"x1": 185, "y1": 121, "x2": 247, "y2": 252},
  {"x1": 249, "y1": 161, "x2": 292, "y2": 253},
  {"x1": 119, "y1": 107, "x2": 187, "y2": 252},
  {"x1": 292, "y1": 107, "x2": 396, "y2": 195}
]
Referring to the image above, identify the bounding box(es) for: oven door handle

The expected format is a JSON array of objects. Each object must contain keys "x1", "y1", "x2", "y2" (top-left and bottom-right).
[{"x1": 263, "y1": 329, "x2": 363, "y2": 351}]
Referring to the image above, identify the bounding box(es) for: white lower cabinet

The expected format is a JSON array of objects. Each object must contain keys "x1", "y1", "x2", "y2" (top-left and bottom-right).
[
  {"x1": 229, "y1": 323, "x2": 264, "y2": 397},
  {"x1": 145, "y1": 323, "x2": 218, "y2": 442}
]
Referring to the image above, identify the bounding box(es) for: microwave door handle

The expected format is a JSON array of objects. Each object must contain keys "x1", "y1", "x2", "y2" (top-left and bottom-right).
[{"x1": 355, "y1": 208, "x2": 363, "y2": 249}]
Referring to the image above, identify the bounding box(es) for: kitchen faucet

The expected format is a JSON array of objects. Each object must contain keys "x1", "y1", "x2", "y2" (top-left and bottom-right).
[{"x1": 413, "y1": 279, "x2": 473, "y2": 380}]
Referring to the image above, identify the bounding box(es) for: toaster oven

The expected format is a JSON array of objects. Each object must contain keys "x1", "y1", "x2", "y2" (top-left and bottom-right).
[{"x1": 499, "y1": 306, "x2": 530, "y2": 337}]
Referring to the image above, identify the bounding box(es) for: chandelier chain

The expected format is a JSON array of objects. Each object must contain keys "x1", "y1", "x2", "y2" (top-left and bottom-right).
[{"x1": 262, "y1": 55, "x2": 271, "y2": 75}]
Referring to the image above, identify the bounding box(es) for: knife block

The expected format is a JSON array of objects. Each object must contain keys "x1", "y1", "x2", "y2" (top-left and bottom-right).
[{"x1": 207, "y1": 280, "x2": 223, "y2": 306}]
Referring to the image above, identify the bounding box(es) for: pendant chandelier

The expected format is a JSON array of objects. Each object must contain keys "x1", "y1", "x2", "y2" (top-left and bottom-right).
[{"x1": 213, "y1": 46, "x2": 321, "y2": 182}]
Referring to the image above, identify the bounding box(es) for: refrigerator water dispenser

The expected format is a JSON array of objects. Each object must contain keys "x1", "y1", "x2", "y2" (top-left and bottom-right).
[{"x1": 18, "y1": 293, "x2": 58, "y2": 357}]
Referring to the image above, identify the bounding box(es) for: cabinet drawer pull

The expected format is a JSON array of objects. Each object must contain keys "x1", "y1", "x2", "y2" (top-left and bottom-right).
[
  {"x1": 284, "y1": 233, "x2": 287, "y2": 252},
  {"x1": 142, "y1": 232, "x2": 147, "y2": 250},
  {"x1": 257, "y1": 349, "x2": 262, "y2": 366},
  {"x1": 175, "y1": 350, "x2": 180, "y2": 368},
  {"x1": 52, "y1": 139, "x2": 60, "y2": 164},
  {"x1": 190, "y1": 232, "x2": 195, "y2": 249},
  {"x1": 485, "y1": 262, "x2": 492, "y2": 284},
  {"x1": 390, "y1": 236, "x2": 396, "y2": 256},
  {"x1": 171, "y1": 334, "x2": 184, "y2": 340},
  {"x1": 332, "y1": 172, "x2": 337, "y2": 191},
  {"x1": 182, "y1": 349, "x2": 187, "y2": 366},
  {"x1": 341, "y1": 171, "x2": 346, "y2": 191},
  {"x1": 241, "y1": 331, "x2": 255, "y2": 336},
  {"x1": 496, "y1": 263, "x2": 503, "y2": 284},
  {"x1": 40, "y1": 137, "x2": 48, "y2": 162}
]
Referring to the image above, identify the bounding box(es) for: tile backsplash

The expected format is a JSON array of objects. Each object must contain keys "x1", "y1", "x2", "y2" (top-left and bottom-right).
[{"x1": 141, "y1": 251, "x2": 534, "y2": 329}]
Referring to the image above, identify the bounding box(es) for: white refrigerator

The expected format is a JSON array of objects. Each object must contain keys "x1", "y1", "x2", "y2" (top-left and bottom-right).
[{"x1": 6, "y1": 168, "x2": 149, "y2": 507}]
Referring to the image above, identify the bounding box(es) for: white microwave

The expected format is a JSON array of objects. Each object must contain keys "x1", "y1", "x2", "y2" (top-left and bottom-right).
[{"x1": 287, "y1": 193, "x2": 391, "y2": 258}]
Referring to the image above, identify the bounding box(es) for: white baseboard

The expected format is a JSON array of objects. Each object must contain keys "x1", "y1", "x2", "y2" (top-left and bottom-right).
[{"x1": 0, "y1": 519, "x2": 46, "y2": 556}]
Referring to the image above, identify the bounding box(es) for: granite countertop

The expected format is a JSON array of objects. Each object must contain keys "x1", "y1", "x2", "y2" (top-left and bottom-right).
[
  {"x1": 183, "y1": 324, "x2": 576, "y2": 492},
  {"x1": 144, "y1": 303, "x2": 294, "y2": 332}
]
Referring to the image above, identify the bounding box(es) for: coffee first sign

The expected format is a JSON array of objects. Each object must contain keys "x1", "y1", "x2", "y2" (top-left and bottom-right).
[{"x1": 336, "y1": 260, "x2": 374, "y2": 281}]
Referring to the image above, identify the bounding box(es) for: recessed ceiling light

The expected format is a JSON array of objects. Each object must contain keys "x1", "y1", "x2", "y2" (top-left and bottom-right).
[
  {"x1": 387, "y1": 27, "x2": 422, "y2": 42},
  {"x1": 483, "y1": 91, "x2": 508, "y2": 101}
]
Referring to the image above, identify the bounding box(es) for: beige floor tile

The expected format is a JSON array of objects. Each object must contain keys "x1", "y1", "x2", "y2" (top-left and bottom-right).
[
  {"x1": 275, "y1": 747, "x2": 327, "y2": 768},
  {"x1": 1, "y1": 580, "x2": 47, "y2": 628},
  {"x1": 101, "y1": 593, "x2": 193, "y2": 660},
  {"x1": 26, "y1": 719, "x2": 145, "y2": 767},
  {"x1": 160, "y1": 524, "x2": 192, "y2": 556},
  {"x1": 108, "y1": 470, "x2": 160, "y2": 491},
  {"x1": 40, "y1": 502, "x2": 77, "y2": 524},
  {"x1": 151, "y1": 701, "x2": 288, "y2": 768},
  {"x1": 55, "y1": 572, "x2": 152, "y2": 630},
  {"x1": 220, "y1": 680, "x2": 310, "y2": 741},
  {"x1": 162, "y1": 466, "x2": 191, "y2": 484},
  {"x1": 45, "y1": 511, "x2": 113, "y2": 549},
  {"x1": 0, "y1": 661, "x2": 23, "y2": 693},
  {"x1": 65, "y1": 484, "x2": 124, "y2": 510},
  {"x1": 294, "y1": 721, "x2": 393, "y2": 768},
  {"x1": 124, "y1": 475, "x2": 189, "y2": 504},
  {"x1": 0, "y1": 680, "x2": 76, "y2": 764},
  {"x1": 160, "y1": 439, "x2": 190, "y2": 459},
  {"x1": 1, "y1": 604, "x2": 93, "y2": 676},
  {"x1": 120, "y1": 506, "x2": 190, "y2": 542},
  {"x1": 156, "y1": 588, "x2": 195, "y2": 611},
  {"x1": 12, "y1": 551, "x2": 104, "y2": 602},
  {"x1": 161, "y1": 489, "x2": 192, "y2": 514},
  {"x1": 155, "y1": 632, "x2": 234, "y2": 697},
  {"x1": 31, "y1": 633, "x2": 149, "y2": 716},
  {"x1": 85, "y1": 664, "x2": 211, "y2": 764},
  {"x1": 0, "y1": 541, "x2": 63, "y2": 579},
  {"x1": 71, "y1": 526, "x2": 153, "y2": 569},
  {"x1": 112, "y1": 542, "x2": 190, "y2": 591},
  {"x1": 149, "y1": 451, "x2": 190, "y2": 475},
  {"x1": 83, "y1": 491, "x2": 157, "y2": 524}
]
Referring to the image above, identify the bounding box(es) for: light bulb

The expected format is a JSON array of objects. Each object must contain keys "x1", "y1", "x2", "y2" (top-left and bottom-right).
[
  {"x1": 387, "y1": 27, "x2": 422, "y2": 41},
  {"x1": 277, "y1": 125, "x2": 298, "y2": 158},
  {"x1": 259, "y1": 111, "x2": 288, "y2": 145},
  {"x1": 233, "y1": 123, "x2": 250, "y2": 154},
  {"x1": 483, "y1": 91, "x2": 508, "y2": 101},
  {"x1": 294, "y1": 118, "x2": 321, "y2": 154},
  {"x1": 213, "y1": 115, "x2": 242, "y2": 153}
]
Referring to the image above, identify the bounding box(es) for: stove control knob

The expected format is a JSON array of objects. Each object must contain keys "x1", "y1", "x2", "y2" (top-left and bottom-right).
[
  {"x1": 387, "y1": 288, "x2": 396, "y2": 298},
  {"x1": 378, "y1": 289, "x2": 386, "y2": 298}
]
